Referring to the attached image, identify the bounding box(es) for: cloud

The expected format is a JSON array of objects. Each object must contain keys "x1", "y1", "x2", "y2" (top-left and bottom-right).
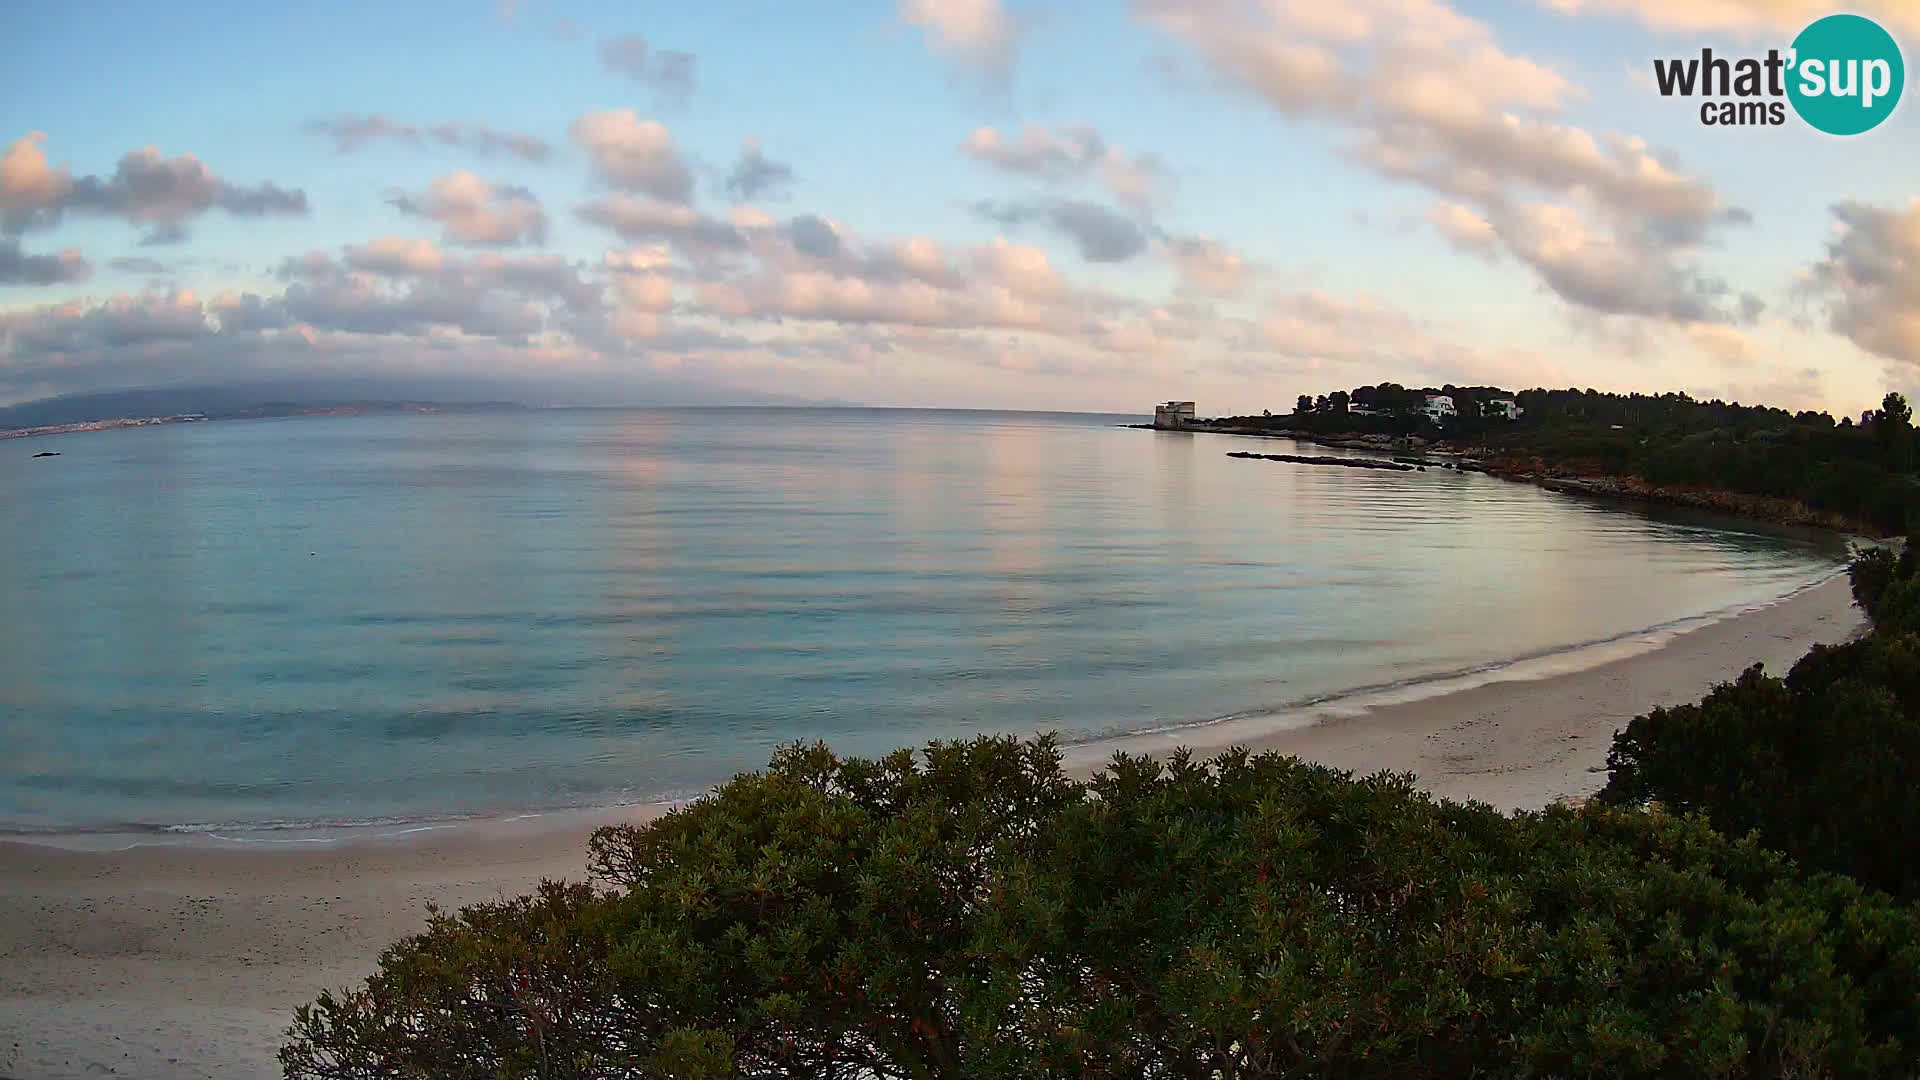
[
  {"x1": 0, "y1": 133, "x2": 71, "y2": 232},
  {"x1": 1535, "y1": 0, "x2": 1920, "y2": 36},
  {"x1": 69, "y1": 148, "x2": 306, "y2": 223},
  {"x1": 724, "y1": 139, "x2": 794, "y2": 202},
  {"x1": 1099, "y1": 150, "x2": 1169, "y2": 212},
  {"x1": 730, "y1": 206, "x2": 775, "y2": 229},
  {"x1": 213, "y1": 179, "x2": 308, "y2": 217},
  {"x1": 1, "y1": 136, "x2": 308, "y2": 240},
  {"x1": 971, "y1": 197, "x2": 1150, "y2": 263},
  {"x1": 599, "y1": 36, "x2": 697, "y2": 105},
  {"x1": 1261, "y1": 291, "x2": 1425, "y2": 367},
  {"x1": 1042, "y1": 201, "x2": 1150, "y2": 263},
  {"x1": 963, "y1": 125, "x2": 1103, "y2": 181},
  {"x1": 208, "y1": 290, "x2": 291, "y2": 333},
  {"x1": 1360, "y1": 122, "x2": 1734, "y2": 247},
  {"x1": 753, "y1": 219, "x2": 969, "y2": 290},
  {"x1": 138, "y1": 223, "x2": 189, "y2": 247},
  {"x1": 888, "y1": 236, "x2": 962, "y2": 287},
  {"x1": 2, "y1": 290, "x2": 215, "y2": 359},
  {"x1": 974, "y1": 237, "x2": 1066, "y2": 299},
  {"x1": 304, "y1": 115, "x2": 552, "y2": 162},
  {"x1": 108, "y1": 256, "x2": 169, "y2": 275},
  {"x1": 344, "y1": 236, "x2": 447, "y2": 276},
  {"x1": 0, "y1": 237, "x2": 89, "y2": 285},
  {"x1": 962, "y1": 125, "x2": 1170, "y2": 209},
  {"x1": 0, "y1": 280, "x2": 590, "y2": 402},
  {"x1": 570, "y1": 194, "x2": 1170, "y2": 365},
  {"x1": 682, "y1": 220, "x2": 1129, "y2": 340},
  {"x1": 787, "y1": 214, "x2": 843, "y2": 259},
  {"x1": 1429, "y1": 202, "x2": 1499, "y2": 257},
  {"x1": 576, "y1": 195, "x2": 747, "y2": 265},
  {"x1": 1140, "y1": 0, "x2": 1747, "y2": 324},
  {"x1": 271, "y1": 242, "x2": 605, "y2": 341},
  {"x1": 1686, "y1": 323, "x2": 1757, "y2": 368},
  {"x1": 899, "y1": 0, "x2": 1022, "y2": 75},
  {"x1": 1166, "y1": 235, "x2": 1245, "y2": 294},
  {"x1": 390, "y1": 171, "x2": 547, "y2": 246},
  {"x1": 1804, "y1": 199, "x2": 1920, "y2": 368},
  {"x1": 459, "y1": 254, "x2": 607, "y2": 314},
  {"x1": 613, "y1": 272, "x2": 675, "y2": 313},
  {"x1": 1490, "y1": 202, "x2": 1756, "y2": 322},
  {"x1": 1253, "y1": 289, "x2": 1569, "y2": 390},
  {"x1": 282, "y1": 275, "x2": 543, "y2": 339},
  {"x1": 0, "y1": 190, "x2": 1585, "y2": 413},
  {"x1": 570, "y1": 111, "x2": 694, "y2": 203},
  {"x1": 1, "y1": 207, "x2": 1166, "y2": 406},
  {"x1": 697, "y1": 266, "x2": 997, "y2": 331},
  {"x1": 603, "y1": 245, "x2": 675, "y2": 274}
]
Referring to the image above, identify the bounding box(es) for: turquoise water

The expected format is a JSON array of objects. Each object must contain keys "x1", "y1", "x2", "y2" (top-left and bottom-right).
[{"x1": 0, "y1": 408, "x2": 1846, "y2": 835}]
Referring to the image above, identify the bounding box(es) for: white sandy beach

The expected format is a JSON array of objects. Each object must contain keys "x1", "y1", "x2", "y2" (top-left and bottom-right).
[{"x1": 0, "y1": 574, "x2": 1865, "y2": 1080}]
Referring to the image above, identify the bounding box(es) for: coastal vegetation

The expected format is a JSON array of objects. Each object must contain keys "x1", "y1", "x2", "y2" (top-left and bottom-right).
[
  {"x1": 1602, "y1": 540, "x2": 1920, "y2": 899},
  {"x1": 1223, "y1": 387, "x2": 1919, "y2": 535},
  {"x1": 284, "y1": 712, "x2": 1920, "y2": 1076}
]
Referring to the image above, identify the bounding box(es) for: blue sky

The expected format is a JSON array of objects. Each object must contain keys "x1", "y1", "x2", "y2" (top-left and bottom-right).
[{"x1": 3, "y1": 0, "x2": 1917, "y2": 414}]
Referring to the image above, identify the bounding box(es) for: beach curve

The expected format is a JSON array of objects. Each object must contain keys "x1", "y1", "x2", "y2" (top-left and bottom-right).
[{"x1": 0, "y1": 574, "x2": 1867, "y2": 1079}]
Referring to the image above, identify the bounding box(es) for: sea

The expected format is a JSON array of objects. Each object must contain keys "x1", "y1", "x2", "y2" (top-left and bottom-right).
[{"x1": 0, "y1": 407, "x2": 1850, "y2": 841}]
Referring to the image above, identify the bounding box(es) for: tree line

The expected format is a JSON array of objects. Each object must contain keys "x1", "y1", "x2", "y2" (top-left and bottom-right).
[{"x1": 1234, "y1": 385, "x2": 1918, "y2": 534}]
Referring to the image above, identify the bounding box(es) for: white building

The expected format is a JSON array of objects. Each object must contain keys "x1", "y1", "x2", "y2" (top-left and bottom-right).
[
  {"x1": 1420, "y1": 394, "x2": 1457, "y2": 423},
  {"x1": 1153, "y1": 401, "x2": 1196, "y2": 429},
  {"x1": 1482, "y1": 398, "x2": 1523, "y2": 420}
]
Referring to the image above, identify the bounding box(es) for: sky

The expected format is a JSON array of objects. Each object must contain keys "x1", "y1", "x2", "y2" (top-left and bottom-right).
[{"x1": 2, "y1": 0, "x2": 1917, "y2": 415}]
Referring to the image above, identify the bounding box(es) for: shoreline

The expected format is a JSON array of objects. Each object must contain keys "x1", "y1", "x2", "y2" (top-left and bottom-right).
[
  {"x1": 1146, "y1": 423, "x2": 1892, "y2": 538},
  {"x1": 0, "y1": 575, "x2": 1867, "y2": 1079},
  {"x1": 1080, "y1": 571, "x2": 1861, "y2": 809},
  {"x1": 2, "y1": 567, "x2": 1847, "y2": 852}
]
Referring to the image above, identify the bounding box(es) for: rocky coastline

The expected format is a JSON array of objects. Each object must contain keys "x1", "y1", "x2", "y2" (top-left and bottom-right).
[
  {"x1": 1141, "y1": 422, "x2": 1879, "y2": 536},
  {"x1": 1226, "y1": 450, "x2": 1417, "y2": 471}
]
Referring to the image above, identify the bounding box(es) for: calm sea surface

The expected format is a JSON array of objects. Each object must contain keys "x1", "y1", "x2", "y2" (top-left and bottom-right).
[{"x1": 0, "y1": 408, "x2": 1847, "y2": 835}]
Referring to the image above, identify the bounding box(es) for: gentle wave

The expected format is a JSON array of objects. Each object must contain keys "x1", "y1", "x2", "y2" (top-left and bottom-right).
[
  {"x1": 1081, "y1": 564, "x2": 1846, "y2": 745},
  {"x1": 0, "y1": 409, "x2": 1852, "y2": 839},
  {"x1": 5, "y1": 566, "x2": 1845, "y2": 850}
]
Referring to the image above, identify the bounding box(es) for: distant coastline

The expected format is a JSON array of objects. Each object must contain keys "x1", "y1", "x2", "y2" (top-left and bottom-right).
[
  {"x1": 3, "y1": 398, "x2": 1127, "y2": 444},
  {"x1": 1138, "y1": 417, "x2": 1902, "y2": 538},
  {"x1": 0, "y1": 413, "x2": 209, "y2": 442},
  {"x1": 0, "y1": 400, "x2": 526, "y2": 443}
]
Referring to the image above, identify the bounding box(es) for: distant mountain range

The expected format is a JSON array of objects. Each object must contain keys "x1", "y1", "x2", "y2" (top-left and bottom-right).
[
  {"x1": 0, "y1": 388, "x2": 514, "y2": 430},
  {"x1": 0, "y1": 375, "x2": 845, "y2": 432}
]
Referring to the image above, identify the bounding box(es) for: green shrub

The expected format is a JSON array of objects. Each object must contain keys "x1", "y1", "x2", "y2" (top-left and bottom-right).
[
  {"x1": 1603, "y1": 545, "x2": 1920, "y2": 899},
  {"x1": 284, "y1": 737, "x2": 1920, "y2": 1078},
  {"x1": 1852, "y1": 541, "x2": 1920, "y2": 633},
  {"x1": 1851, "y1": 546, "x2": 1901, "y2": 617}
]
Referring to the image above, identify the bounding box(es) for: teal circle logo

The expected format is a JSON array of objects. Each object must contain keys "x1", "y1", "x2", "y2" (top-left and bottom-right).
[{"x1": 1787, "y1": 14, "x2": 1904, "y2": 135}]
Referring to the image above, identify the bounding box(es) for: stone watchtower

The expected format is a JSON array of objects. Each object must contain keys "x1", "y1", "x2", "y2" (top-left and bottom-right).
[{"x1": 1153, "y1": 401, "x2": 1196, "y2": 430}]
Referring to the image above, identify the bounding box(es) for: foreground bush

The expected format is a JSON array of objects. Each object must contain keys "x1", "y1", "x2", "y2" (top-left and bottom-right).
[
  {"x1": 1851, "y1": 540, "x2": 1920, "y2": 633},
  {"x1": 283, "y1": 737, "x2": 1920, "y2": 1078},
  {"x1": 1603, "y1": 545, "x2": 1920, "y2": 898}
]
